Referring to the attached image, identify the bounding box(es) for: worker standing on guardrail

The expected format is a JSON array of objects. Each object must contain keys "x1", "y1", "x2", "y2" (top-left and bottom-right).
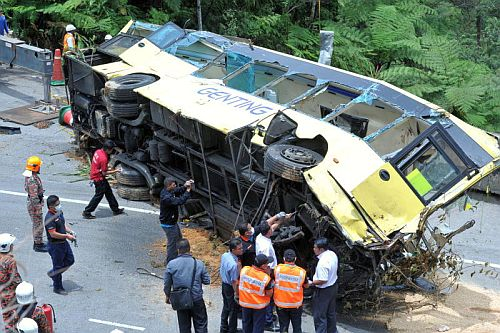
[
  {"x1": 63, "y1": 24, "x2": 77, "y2": 53},
  {"x1": 23, "y1": 156, "x2": 48, "y2": 253},
  {"x1": 0, "y1": 9, "x2": 9, "y2": 36},
  {"x1": 82, "y1": 140, "x2": 124, "y2": 219}
]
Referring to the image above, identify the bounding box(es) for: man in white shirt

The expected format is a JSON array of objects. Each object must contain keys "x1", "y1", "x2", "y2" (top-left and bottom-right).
[
  {"x1": 309, "y1": 238, "x2": 338, "y2": 333},
  {"x1": 255, "y1": 219, "x2": 280, "y2": 331},
  {"x1": 255, "y1": 222, "x2": 277, "y2": 269}
]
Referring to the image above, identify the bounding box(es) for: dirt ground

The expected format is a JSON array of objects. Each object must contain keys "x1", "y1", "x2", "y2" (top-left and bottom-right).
[
  {"x1": 342, "y1": 282, "x2": 500, "y2": 332},
  {"x1": 386, "y1": 283, "x2": 500, "y2": 332},
  {"x1": 149, "y1": 227, "x2": 227, "y2": 285}
]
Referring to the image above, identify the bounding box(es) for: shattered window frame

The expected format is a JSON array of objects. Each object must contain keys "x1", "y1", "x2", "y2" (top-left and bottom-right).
[{"x1": 390, "y1": 122, "x2": 477, "y2": 204}]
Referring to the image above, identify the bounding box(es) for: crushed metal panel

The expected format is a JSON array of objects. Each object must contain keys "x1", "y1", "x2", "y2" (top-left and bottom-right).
[
  {"x1": 351, "y1": 162, "x2": 424, "y2": 235},
  {"x1": 93, "y1": 61, "x2": 133, "y2": 77},
  {"x1": 136, "y1": 78, "x2": 282, "y2": 134},
  {"x1": 447, "y1": 114, "x2": 500, "y2": 160},
  {"x1": 147, "y1": 52, "x2": 198, "y2": 78},
  {"x1": 282, "y1": 109, "x2": 385, "y2": 192},
  {"x1": 119, "y1": 39, "x2": 163, "y2": 68},
  {"x1": 304, "y1": 165, "x2": 377, "y2": 244}
]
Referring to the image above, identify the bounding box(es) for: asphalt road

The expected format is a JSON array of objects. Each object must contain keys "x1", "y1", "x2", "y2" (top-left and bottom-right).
[{"x1": 1, "y1": 65, "x2": 499, "y2": 332}]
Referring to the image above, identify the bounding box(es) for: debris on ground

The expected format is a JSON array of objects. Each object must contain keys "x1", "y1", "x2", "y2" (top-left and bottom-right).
[
  {"x1": 149, "y1": 228, "x2": 226, "y2": 285},
  {"x1": 347, "y1": 283, "x2": 500, "y2": 332},
  {"x1": 0, "y1": 125, "x2": 21, "y2": 134},
  {"x1": 33, "y1": 120, "x2": 53, "y2": 129}
]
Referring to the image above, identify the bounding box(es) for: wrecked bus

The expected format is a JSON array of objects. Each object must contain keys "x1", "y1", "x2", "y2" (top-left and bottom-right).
[{"x1": 64, "y1": 21, "x2": 500, "y2": 300}]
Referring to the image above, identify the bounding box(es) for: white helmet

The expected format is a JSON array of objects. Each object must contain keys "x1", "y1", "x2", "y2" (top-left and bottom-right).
[
  {"x1": 16, "y1": 282, "x2": 35, "y2": 305},
  {"x1": 66, "y1": 24, "x2": 76, "y2": 32},
  {"x1": 104, "y1": 34, "x2": 113, "y2": 41},
  {"x1": 17, "y1": 318, "x2": 38, "y2": 333},
  {"x1": 0, "y1": 233, "x2": 16, "y2": 253}
]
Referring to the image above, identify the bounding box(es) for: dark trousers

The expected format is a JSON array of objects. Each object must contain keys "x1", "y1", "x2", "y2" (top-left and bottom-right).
[
  {"x1": 162, "y1": 223, "x2": 182, "y2": 264},
  {"x1": 312, "y1": 284, "x2": 338, "y2": 333},
  {"x1": 276, "y1": 306, "x2": 302, "y2": 333},
  {"x1": 84, "y1": 179, "x2": 119, "y2": 213},
  {"x1": 221, "y1": 283, "x2": 238, "y2": 333},
  {"x1": 176, "y1": 299, "x2": 208, "y2": 333},
  {"x1": 47, "y1": 241, "x2": 74, "y2": 289},
  {"x1": 242, "y1": 307, "x2": 267, "y2": 333}
]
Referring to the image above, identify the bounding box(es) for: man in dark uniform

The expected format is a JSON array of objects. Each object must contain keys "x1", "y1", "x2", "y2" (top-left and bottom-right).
[
  {"x1": 45, "y1": 195, "x2": 76, "y2": 295},
  {"x1": 82, "y1": 140, "x2": 124, "y2": 219},
  {"x1": 160, "y1": 178, "x2": 193, "y2": 264}
]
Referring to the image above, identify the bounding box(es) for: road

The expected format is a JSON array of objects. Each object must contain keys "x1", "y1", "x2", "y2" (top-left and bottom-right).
[{"x1": 1, "y1": 65, "x2": 499, "y2": 332}]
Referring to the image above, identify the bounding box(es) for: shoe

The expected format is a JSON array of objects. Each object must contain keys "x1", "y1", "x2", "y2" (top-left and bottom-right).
[
  {"x1": 33, "y1": 243, "x2": 48, "y2": 253},
  {"x1": 82, "y1": 211, "x2": 96, "y2": 219},
  {"x1": 264, "y1": 323, "x2": 280, "y2": 332},
  {"x1": 112, "y1": 208, "x2": 125, "y2": 216},
  {"x1": 53, "y1": 288, "x2": 68, "y2": 295}
]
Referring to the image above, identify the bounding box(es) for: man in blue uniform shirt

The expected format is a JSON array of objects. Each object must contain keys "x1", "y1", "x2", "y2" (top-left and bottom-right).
[{"x1": 219, "y1": 238, "x2": 243, "y2": 333}]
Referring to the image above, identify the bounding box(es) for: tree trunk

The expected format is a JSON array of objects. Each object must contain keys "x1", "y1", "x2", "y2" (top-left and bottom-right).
[
  {"x1": 476, "y1": 14, "x2": 481, "y2": 47},
  {"x1": 197, "y1": 0, "x2": 203, "y2": 31},
  {"x1": 310, "y1": 0, "x2": 317, "y2": 21}
]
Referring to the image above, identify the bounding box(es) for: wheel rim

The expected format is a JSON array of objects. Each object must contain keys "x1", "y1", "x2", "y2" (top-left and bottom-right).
[{"x1": 280, "y1": 147, "x2": 318, "y2": 165}]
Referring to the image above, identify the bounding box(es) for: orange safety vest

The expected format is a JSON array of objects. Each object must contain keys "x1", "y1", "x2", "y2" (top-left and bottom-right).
[
  {"x1": 273, "y1": 263, "x2": 306, "y2": 308},
  {"x1": 63, "y1": 33, "x2": 75, "y2": 53},
  {"x1": 239, "y1": 266, "x2": 271, "y2": 309}
]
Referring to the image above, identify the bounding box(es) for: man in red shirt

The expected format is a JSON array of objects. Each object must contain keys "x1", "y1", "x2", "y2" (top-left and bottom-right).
[{"x1": 82, "y1": 140, "x2": 124, "y2": 219}]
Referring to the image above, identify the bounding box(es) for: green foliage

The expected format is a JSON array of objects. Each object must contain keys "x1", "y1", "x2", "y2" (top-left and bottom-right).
[{"x1": 0, "y1": 0, "x2": 497, "y2": 131}]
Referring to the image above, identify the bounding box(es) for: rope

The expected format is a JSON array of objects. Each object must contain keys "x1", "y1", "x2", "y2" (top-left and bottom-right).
[{"x1": 136, "y1": 267, "x2": 163, "y2": 280}]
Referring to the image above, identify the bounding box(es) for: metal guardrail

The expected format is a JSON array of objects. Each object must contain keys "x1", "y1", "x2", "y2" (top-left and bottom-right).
[{"x1": 0, "y1": 35, "x2": 53, "y2": 103}]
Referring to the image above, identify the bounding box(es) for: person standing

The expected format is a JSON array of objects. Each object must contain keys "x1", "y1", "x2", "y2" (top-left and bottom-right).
[
  {"x1": 82, "y1": 140, "x2": 124, "y2": 219},
  {"x1": 14, "y1": 282, "x2": 51, "y2": 333},
  {"x1": 0, "y1": 233, "x2": 22, "y2": 332},
  {"x1": 23, "y1": 156, "x2": 48, "y2": 253},
  {"x1": 274, "y1": 249, "x2": 309, "y2": 333},
  {"x1": 238, "y1": 254, "x2": 274, "y2": 333},
  {"x1": 219, "y1": 238, "x2": 243, "y2": 333},
  {"x1": 63, "y1": 24, "x2": 77, "y2": 53},
  {"x1": 160, "y1": 178, "x2": 193, "y2": 264},
  {"x1": 0, "y1": 9, "x2": 8, "y2": 36},
  {"x1": 45, "y1": 195, "x2": 76, "y2": 295},
  {"x1": 310, "y1": 238, "x2": 338, "y2": 333},
  {"x1": 164, "y1": 239, "x2": 210, "y2": 333}
]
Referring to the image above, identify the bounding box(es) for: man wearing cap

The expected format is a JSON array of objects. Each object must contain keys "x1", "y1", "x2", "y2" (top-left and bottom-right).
[
  {"x1": 82, "y1": 140, "x2": 124, "y2": 219},
  {"x1": 238, "y1": 254, "x2": 274, "y2": 333},
  {"x1": 274, "y1": 249, "x2": 309, "y2": 333},
  {"x1": 310, "y1": 238, "x2": 338, "y2": 333}
]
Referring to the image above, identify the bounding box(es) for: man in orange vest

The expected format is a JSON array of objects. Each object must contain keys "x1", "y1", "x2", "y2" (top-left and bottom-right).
[
  {"x1": 63, "y1": 24, "x2": 77, "y2": 53},
  {"x1": 238, "y1": 254, "x2": 274, "y2": 333},
  {"x1": 273, "y1": 249, "x2": 309, "y2": 333}
]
